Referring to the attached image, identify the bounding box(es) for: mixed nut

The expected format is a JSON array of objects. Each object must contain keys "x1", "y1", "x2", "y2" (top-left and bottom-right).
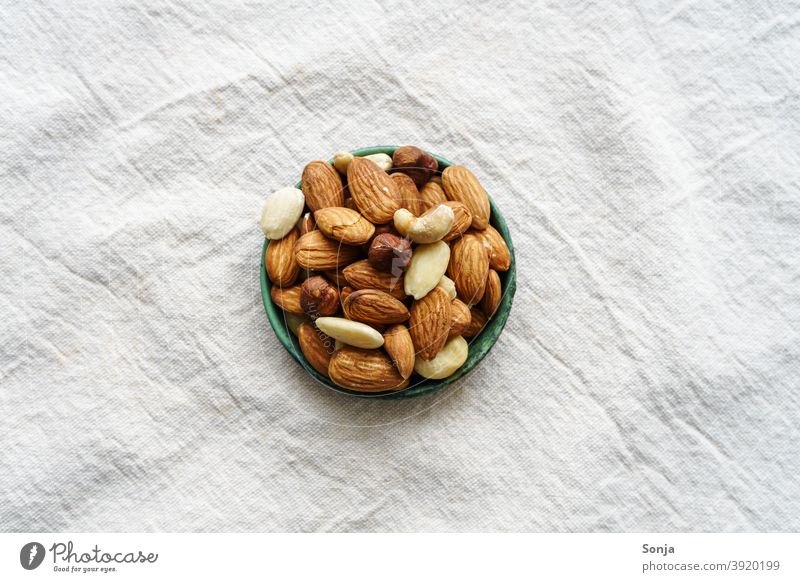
[{"x1": 261, "y1": 146, "x2": 511, "y2": 392}]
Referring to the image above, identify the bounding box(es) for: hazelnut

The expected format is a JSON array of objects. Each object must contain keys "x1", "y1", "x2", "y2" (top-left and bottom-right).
[
  {"x1": 392, "y1": 146, "x2": 438, "y2": 188},
  {"x1": 300, "y1": 276, "x2": 340, "y2": 318},
  {"x1": 368, "y1": 233, "x2": 412, "y2": 273}
]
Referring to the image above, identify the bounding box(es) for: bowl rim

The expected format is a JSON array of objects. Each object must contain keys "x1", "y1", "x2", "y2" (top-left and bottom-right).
[{"x1": 259, "y1": 145, "x2": 517, "y2": 399}]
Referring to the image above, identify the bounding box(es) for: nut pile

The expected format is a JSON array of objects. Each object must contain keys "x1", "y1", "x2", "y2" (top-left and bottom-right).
[{"x1": 261, "y1": 146, "x2": 511, "y2": 392}]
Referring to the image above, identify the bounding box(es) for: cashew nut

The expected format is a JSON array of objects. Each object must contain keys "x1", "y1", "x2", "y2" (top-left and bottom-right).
[{"x1": 393, "y1": 204, "x2": 455, "y2": 244}]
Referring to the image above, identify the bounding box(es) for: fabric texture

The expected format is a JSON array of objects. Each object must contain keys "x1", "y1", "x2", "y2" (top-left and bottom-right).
[{"x1": 1, "y1": 0, "x2": 799, "y2": 532}]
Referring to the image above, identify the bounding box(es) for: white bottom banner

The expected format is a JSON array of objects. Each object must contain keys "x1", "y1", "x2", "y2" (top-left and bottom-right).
[{"x1": 1, "y1": 533, "x2": 796, "y2": 581}]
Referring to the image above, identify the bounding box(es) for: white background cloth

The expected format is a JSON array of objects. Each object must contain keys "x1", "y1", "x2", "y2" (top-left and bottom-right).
[{"x1": 1, "y1": 0, "x2": 799, "y2": 532}]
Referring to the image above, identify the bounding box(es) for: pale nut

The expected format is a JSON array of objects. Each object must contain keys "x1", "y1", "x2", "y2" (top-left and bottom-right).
[
  {"x1": 404, "y1": 240, "x2": 450, "y2": 300},
  {"x1": 260, "y1": 187, "x2": 305, "y2": 239},
  {"x1": 438, "y1": 275, "x2": 457, "y2": 300},
  {"x1": 315, "y1": 317, "x2": 384, "y2": 349},
  {"x1": 362, "y1": 153, "x2": 393, "y2": 172},
  {"x1": 414, "y1": 336, "x2": 469, "y2": 380},
  {"x1": 393, "y1": 204, "x2": 454, "y2": 244},
  {"x1": 332, "y1": 150, "x2": 354, "y2": 174}
]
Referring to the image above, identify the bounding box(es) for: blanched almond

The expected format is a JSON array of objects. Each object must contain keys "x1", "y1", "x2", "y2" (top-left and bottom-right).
[
  {"x1": 404, "y1": 241, "x2": 450, "y2": 300},
  {"x1": 414, "y1": 336, "x2": 469, "y2": 380},
  {"x1": 315, "y1": 317, "x2": 384, "y2": 349},
  {"x1": 260, "y1": 187, "x2": 305, "y2": 240}
]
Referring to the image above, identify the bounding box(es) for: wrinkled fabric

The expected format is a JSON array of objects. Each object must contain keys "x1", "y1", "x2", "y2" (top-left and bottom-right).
[{"x1": 1, "y1": 0, "x2": 799, "y2": 532}]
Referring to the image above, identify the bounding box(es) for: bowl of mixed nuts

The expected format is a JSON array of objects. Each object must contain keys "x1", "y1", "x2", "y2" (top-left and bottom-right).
[{"x1": 259, "y1": 146, "x2": 516, "y2": 398}]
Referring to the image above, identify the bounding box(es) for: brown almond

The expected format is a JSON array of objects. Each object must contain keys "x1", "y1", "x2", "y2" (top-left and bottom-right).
[
  {"x1": 297, "y1": 322, "x2": 335, "y2": 377},
  {"x1": 392, "y1": 146, "x2": 438, "y2": 187},
  {"x1": 270, "y1": 284, "x2": 304, "y2": 314},
  {"x1": 314, "y1": 207, "x2": 375, "y2": 245},
  {"x1": 343, "y1": 289, "x2": 410, "y2": 325},
  {"x1": 408, "y1": 286, "x2": 452, "y2": 360},
  {"x1": 300, "y1": 275, "x2": 340, "y2": 318},
  {"x1": 342, "y1": 259, "x2": 406, "y2": 300},
  {"x1": 301, "y1": 160, "x2": 344, "y2": 211},
  {"x1": 419, "y1": 180, "x2": 447, "y2": 211},
  {"x1": 463, "y1": 307, "x2": 487, "y2": 338},
  {"x1": 299, "y1": 212, "x2": 316, "y2": 236},
  {"x1": 391, "y1": 172, "x2": 425, "y2": 217},
  {"x1": 265, "y1": 228, "x2": 300, "y2": 286},
  {"x1": 448, "y1": 234, "x2": 490, "y2": 305},
  {"x1": 441, "y1": 201, "x2": 473, "y2": 242},
  {"x1": 442, "y1": 165, "x2": 491, "y2": 230},
  {"x1": 383, "y1": 324, "x2": 415, "y2": 379},
  {"x1": 324, "y1": 269, "x2": 349, "y2": 287},
  {"x1": 340, "y1": 285, "x2": 354, "y2": 305},
  {"x1": 481, "y1": 269, "x2": 502, "y2": 318},
  {"x1": 347, "y1": 157, "x2": 402, "y2": 224},
  {"x1": 294, "y1": 229, "x2": 361, "y2": 270},
  {"x1": 329, "y1": 346, "x2": 408, "y2": 392},
  {"x1": 477, "y1": 224, "x2": 511, "y2": 271},
  {"x1": 448, "y1": 298, "x2": 472, "y2": 340}
]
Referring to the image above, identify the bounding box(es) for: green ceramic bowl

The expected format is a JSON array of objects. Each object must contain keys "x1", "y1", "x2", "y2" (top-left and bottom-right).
[{"x1": 260, "y1": 146, "x2": 516, "y2": 398}]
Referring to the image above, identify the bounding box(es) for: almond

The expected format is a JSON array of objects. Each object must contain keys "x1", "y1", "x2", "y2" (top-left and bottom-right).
[
  {"x1": 442, "y1": 165, "x2": 491, "y2": 230},
  {"x1": 284, "y1": 312, "x2": 309, "y2": 336},
  {"x1": 265, "y1": 228, "x2": 300, "y2": 286},
  {"x1": 404, "y1": 240, "x2": 450, "y2": 300},
  {"x1": 476, "y1": 224, "x2": 511, "y2": 271},
  {"x1": 260, "y1": 186, "x2": 305, "y2": 240},
  {"x1": 367, "y1": 233, "x2": 412, "y2": 273},
  {"x1": 347, "y1": 157, "x2": 402, "y2": 224},
  {"x1": 481, "y1": 269, "x2": 502, "y2": 318},
  {"x1": 408, "y1": 286, "x2": 452, "y2": 360},
  {"x1": 294, "y1": 229, "x2": 361, "y2": 270},
  {"x1": 391, "y1": 172, "x2": 425, "y2": 217},
  {"x1": 300, "y1": 275, "x2": 340, "y2": 318},
  {"x1": 414, "y1": 336, "x2": 468, "y2": 380},
  {"x1": 448, "y1": 234, "x2": 489, "y2": 305},
  {"x1": 343, "y1": 289, "x2": 410, "y2": 325},
  {"x1": 383, "y1": 324, "x2": 414, "y2": 379},
  {"x1": 270, "y1": 284, "x2": 304, "y2": 314},
  {"x1": 340, "y1": 285, "x2": 354, "y2": 305},
  {"x1": 441, "y1": 201, "x2": 473, "y2": 242},
  {"x1": 448, "y1": 298, "x2": 472, "y2": 339},
  {"x1": 299, "y1": 212, "x2": 316, "y2": 236},
  {"x1": 463, "y1": 307, "x2": 487, "y2": 338},
  {"x1": 342, "y1": 259, "x2": 406, "y2": 300},
  {"x1": 438, "y1": 274, "x2": 457, "y2": 300},
  {"x1": 324, "y1": 269, "x2": 349, "y2": 287},
  {"x1": 419, "y1": 180, "x2": 447, "y2": 211},
  {"x1": 392, "y1": 146, "x2": 438, "y2": 187},
  {"x1": 328, "y1": 346, "x2": 408, "y2": 392},
  {"x1": 301, "y1": 161, "x2": 345, "y2": 211},
  {"x1": 297, "y1": 322, "x2": 335, "y2": 377},
  {"x1": 314, "y1": 207, "x2": 375, "y2": 245},
  {"x1": 315, "y1": 317, "x2": 384, "y2": 349}
]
